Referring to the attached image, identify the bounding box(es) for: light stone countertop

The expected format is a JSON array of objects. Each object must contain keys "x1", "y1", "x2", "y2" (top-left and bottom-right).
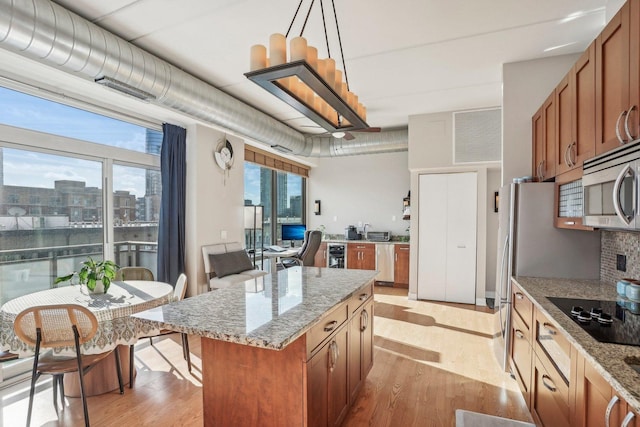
[
  {"x1": 322, "y1": 239, "x2": 410, "y2": 245},
  {"x1": 133, "y1": 267, "x2": 377, "y2": 351},
  {"x1": 513, "y1": 276, "x2": 640, "y2": 412}
]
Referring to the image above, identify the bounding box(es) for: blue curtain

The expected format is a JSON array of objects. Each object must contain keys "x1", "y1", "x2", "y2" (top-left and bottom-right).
[{"x1": 157, "y1": 123, "x2": 186, "y2": 285}]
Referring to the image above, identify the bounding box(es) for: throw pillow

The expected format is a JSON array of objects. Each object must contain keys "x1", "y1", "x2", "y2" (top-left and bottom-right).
[{"x1": 209, "y1": 250, "x2": 254, "y2": 278}]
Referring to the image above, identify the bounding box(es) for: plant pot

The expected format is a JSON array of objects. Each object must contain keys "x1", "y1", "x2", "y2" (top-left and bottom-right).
[{"x1": 82, "y1": 282, "x2": 105, "y2": 294}]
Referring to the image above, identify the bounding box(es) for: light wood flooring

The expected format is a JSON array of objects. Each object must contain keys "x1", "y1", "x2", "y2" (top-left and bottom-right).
[{"x1": 0, "y1": 286, "x2": 532, "y2": 427}]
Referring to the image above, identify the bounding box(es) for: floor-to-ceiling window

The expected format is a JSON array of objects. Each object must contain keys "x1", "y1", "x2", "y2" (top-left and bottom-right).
[
  {"x1": 0, "y1": 86, "x2": 161, "y2": 384},
  {"x1": 243, "y1": 148, "x2": 309, "y2": 267}
]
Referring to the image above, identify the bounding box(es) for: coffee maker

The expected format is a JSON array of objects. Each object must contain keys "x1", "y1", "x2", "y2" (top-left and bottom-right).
[{"x1": 345, "y1": 225, "x2": 362, "y2": 240}]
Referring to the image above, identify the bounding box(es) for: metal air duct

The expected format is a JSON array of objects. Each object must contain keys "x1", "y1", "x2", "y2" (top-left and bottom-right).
[{"x1": 0, "y1": 0, "x2": 407, "y2": 157}]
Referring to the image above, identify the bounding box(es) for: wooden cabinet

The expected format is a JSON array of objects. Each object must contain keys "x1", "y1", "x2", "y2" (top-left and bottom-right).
[
  {"x1": 349, "y1": 298, "x2": 374, "y2": 403},
  {"x1": 510, "y1": 309, "x2": 533, "y2": 408},
  {"x1": 595, "y1": 0, "x2": 633, "y2": 155},
  {"x1": 315, "y1": 242, "x2": 328, "y2": 267},
  {"x1": 394, "y1": 244, "x2": 410, "y2": 288},
  {"x1": 533, "y1": 92, "x2": 556, "y2": 181},
  {"x1": 347, "y1": 243, "x2": 375, "y2": 270},
  {"x1": 308, "y1": 324, "x2": 349, "y2": 427},
  {"x1": 531, "y1": 351, "x2": 571, "y2": 427},
  {"x1": 556, "y1": 44, "x2": 596, "y2": 175}
]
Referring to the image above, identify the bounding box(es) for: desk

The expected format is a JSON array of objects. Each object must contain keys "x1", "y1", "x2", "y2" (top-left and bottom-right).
[
  {"x1": 0, "y1": 280, "x2": 173, "y2": 395},
  {"x1": 262, "y1": 248, "x2": 299, "y2": 271}
]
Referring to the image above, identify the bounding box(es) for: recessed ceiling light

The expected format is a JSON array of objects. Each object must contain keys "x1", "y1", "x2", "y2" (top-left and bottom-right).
[{"x1": 544, "y1": 42, "x2": 577, "y2": 53}]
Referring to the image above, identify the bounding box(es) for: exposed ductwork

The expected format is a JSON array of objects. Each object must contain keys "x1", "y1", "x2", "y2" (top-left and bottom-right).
[{"x1": 0, "y1": 0, "x2": 407, "y2": 157}]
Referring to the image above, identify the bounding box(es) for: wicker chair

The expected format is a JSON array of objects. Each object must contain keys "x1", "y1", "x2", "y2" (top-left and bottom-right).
[
  {"x1": 14, "y1": 304, "x2": 124, "y2": 427},
  {"x1": 114, "y1": 267, "x2": 154, "y2": 281},
  {"x1": 129, "y1": 273, "x2": 190, "y2": 387}
]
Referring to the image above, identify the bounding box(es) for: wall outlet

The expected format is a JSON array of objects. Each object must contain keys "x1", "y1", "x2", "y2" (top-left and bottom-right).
[
  {"x1": 617, "y1": 254, "x2": 627, "y2": 272},
  {"x1": 220, "y1": 230, "x2": 227, "y2": 240}
]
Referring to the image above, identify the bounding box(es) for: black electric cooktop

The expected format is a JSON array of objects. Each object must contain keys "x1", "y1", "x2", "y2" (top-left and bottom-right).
[{"x1": 547, "y1": 297, "x2": 640, "y2": 347}]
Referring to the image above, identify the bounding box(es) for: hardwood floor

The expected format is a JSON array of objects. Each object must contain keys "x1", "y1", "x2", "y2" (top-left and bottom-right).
[{"x1": 0, "y1": 286, "x2": 531, "y2": 427}]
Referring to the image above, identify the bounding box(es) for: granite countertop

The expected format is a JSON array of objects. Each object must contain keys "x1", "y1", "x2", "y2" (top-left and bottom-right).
[
  {"x1": 133, "y1": 267, "x2": 377, "y2": 351},
  {"x1": 513, "y1": 277, "x2": 640, "y2": 411},
  {"x1": 322, "y1": 239, "x2": 410, "y2": 244}
]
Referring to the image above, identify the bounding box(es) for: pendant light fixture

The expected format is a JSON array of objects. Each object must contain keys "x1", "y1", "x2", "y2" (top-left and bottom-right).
[{"x1": 245, "y1": 0, "x2": 368, "y2": 133}]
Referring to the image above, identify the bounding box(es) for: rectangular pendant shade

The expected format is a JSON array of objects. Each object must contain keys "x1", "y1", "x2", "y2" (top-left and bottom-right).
[{"x1": 245, "y1": 60, "x2": 368, "y2": 133}]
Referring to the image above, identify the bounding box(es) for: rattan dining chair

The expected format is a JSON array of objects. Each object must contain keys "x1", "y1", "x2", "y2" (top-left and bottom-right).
[
  {"x1": 14, "y1": 304, "x2": 124, "y2": 427},
  {"x1": 129, "y1": 273, "x2": 191, "y2": 387},
  {"x1": 114, "y1": 266, "x2": 154, "y2": 281}
]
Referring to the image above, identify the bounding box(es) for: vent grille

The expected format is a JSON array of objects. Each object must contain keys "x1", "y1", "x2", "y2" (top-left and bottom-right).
[{"x1": 453, "y1": 108, "x2": 501, "y2": 163}]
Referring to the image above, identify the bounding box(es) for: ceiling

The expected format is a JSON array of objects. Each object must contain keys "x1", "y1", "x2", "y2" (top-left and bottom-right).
[{"x1": 45, "y1": 0, "x2": 615, "y2": 136}]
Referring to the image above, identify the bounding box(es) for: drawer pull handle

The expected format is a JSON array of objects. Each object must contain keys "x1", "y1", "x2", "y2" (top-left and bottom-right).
[
  {"x1": 515, "y1": 330, "x2": 525, "y2": 339},
  {"x1": 359, "y1": 293, "x2": 368, "y2": 301},
  {"x1": 605, "y1": 395, "x2": 620, "y2": 427},
  {"x1": 564, "y1": 221, "x2": 575, "y2": 226},
  {"x1": 622, "y1": 411, "x2": 635, "y2": 427},
  {"x1": 324, "y1": 320, "x2": 338, "y2": 332},
  {"x1": 542, "y1": 322, "x2": 557, "y2": 335},
  {"x1": 541, "y1": 374, "x2": 557, "y2": 392},
  {"x1": 515, "y1": 292, "x2": 524, "y2": 300},
  {"x1": 361, "y1": 309, "x2": 369, "y2": 332}
]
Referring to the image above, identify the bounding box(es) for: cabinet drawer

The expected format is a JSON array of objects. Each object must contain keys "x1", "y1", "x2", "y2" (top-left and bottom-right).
[
  {"x1": 532, "y1": 352, "x2": 570, "y2": 427},
  {"x1": 307, "y1": 302, "x2": 349, "y2": 357},
  {"x1": 512, "y1": 281, "x2": 533, "y2": 329},
  {"x1": 535, "y1": 309, "x2": 571, "y2": 384},
  {"x1": 349, "y1": 282, "x2": 373, "y2": 314}
]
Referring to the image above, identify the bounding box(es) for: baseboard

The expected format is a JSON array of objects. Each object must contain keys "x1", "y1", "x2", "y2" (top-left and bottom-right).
[
  {"x1": 485, "y1": 290, "x2": 496, "y2": 299},
  {"x1": 408, "y1": 292, "x2": 417, "y2": 300},
  {"x1": 476, "y1": 297, "x2": 487, "y2": 307}
]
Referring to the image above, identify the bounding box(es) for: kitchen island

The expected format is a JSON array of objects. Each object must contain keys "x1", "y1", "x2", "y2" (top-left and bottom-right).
[
  {"x1": 512, "y1": 276, "x2": 640, "y2": 418},
  {"x1": 134, "y1": 266, "x2": 377, "y2": 427}
]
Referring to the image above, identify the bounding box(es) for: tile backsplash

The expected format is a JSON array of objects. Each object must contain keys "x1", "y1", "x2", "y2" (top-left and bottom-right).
[{"x1": 601, "y1": 230, "x2": 640, "y2": 285}]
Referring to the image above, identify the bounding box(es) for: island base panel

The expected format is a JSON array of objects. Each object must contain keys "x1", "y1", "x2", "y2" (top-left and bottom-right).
[
  {"x1": 201, "y1": 336, "x2": 308, "y2": 427},
  {"x1": 63, "y1": 345, "x2": 132, "y2": 397}
]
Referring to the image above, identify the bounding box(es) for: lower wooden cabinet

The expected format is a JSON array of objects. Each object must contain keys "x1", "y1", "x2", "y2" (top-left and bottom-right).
[
  {"x1": 315, "y1": 243, "x2": 328, "y2": 267},
  {"x1": 347, "y1": 243, "x2": 376, "y2": 270},
  {"x1": 510, "y1": 311, "x2": 532, "y2": 408},
  {"x1": 307, "y1": 285, "x2": 374, "y2": 427},
  {"x1": 394, "y1": 244, "x2": 410, "y2": 287}
]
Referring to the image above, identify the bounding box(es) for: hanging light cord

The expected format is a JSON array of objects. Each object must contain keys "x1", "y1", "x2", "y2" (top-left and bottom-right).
[
  {"x1": 331, "y1": 0, "x2": 349, "y2": 91},
  {"x1": 320, "y1": 0, "x2": 330, "y2": 59},
  {"x1": 285, "y1": 0, "x2": 305, "y2": 38}
]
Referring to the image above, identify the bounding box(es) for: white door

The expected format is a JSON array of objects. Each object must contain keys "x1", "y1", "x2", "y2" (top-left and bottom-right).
[{"x1": 417, "y1": 172, "x2": 477, "y2": 304}]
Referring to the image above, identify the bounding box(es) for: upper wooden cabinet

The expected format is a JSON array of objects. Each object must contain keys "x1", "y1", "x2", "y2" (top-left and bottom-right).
[
  {"x1": 556, "y1": 43, "x2": 596, "y2": 175},
  {"x1": 595, "y1": 0, "x2": 633, "y2": 154},
  {"x1": 532, "y1": 93, "x2": 556, "y2": 181}
]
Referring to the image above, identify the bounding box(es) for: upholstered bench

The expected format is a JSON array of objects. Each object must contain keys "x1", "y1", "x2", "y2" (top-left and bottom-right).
[{"x1": 202, "y1": 242, "x2": 267, "y2": 290}]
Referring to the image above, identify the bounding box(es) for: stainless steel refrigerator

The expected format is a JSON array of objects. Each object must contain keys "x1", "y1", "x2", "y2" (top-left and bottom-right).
[{"x1": 494, "y1": 181, "x2": 601, "y2": 371}]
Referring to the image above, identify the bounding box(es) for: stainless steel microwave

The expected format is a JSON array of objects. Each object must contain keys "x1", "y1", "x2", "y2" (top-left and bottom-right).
[{"x1": 583, "y1": 141, "x2": 640, "y2": 230}]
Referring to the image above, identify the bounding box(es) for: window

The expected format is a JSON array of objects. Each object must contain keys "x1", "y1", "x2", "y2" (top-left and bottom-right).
[{"x1": 244, "y1": 162, "x2": 306, "y2": 265}]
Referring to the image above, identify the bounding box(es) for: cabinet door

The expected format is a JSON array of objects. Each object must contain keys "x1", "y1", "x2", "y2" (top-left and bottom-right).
[
  {"x1": 629, "y1": 0, "x2": 640, "y2": 141},
  {"x1": 542, "y1": 93, "x2": 556, "y2": 180},
  {"x1": 307, "y1": 343, "x2": 329, "y2": 427},
  {"x1": 574, "y1": 353, "x2": 624, "y2": 427},
  {"x1": 556, "y1": 74, "x2": 572, "y2": 175},
  {"x1": 361, "y1": 246, "x2": 376, "y2": 270},
  {"x1": 394, "y1": 244, "x2": 410, "y2": 287},
  {"x1": 346, "y1": 244, "x2": 360, "y2": 269},
  {"x1": 510, "y1": 313, "x2": 532, "y2": 409},
  {"x1": 328, "y1": 327, "x2": 349, "y2": 427},
  {"x1": 595, "y1": 1, "x2": 631, "y2": 155},
  {"x1": 315, "y1": 243, "x2": 327, "y2": 267},
  {"x1": 572, "y1": 43, "x2": 596, "y2": 168},
  {"x1": 533, "y1": 105, "x2": 544, "y2": 180},
  {"x1": 348, "y1": 300, "x2": 373, "y2": 404},
  {"x1": 531, "y1": 353, "x2": 570, "y2": 427}
]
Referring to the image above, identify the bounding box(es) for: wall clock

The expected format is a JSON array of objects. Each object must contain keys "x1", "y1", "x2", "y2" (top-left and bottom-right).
[{"x1": 214, "y1": 139, "x2": 234, "y2": 171}]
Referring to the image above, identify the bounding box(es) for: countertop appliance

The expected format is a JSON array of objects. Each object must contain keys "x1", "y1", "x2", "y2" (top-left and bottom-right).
[
  {"x1": 494, "y1": 182, "x2": 601, "y2": 371},
  {"x1": 548, "y1": 297, "x2": 640, "y2": 347},
  {"x1": 366, "y1": 231, "x2": 391, "y2": 242},
  {"x1": 345, "y1": 226, "x2": 362, "y2": 240},
  {"x1": 583, "y1": 139, "x2": 640, "y2": 230}
]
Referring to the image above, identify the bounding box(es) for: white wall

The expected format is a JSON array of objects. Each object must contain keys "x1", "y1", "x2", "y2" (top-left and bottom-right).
[
  {"x1": 185, "y1": 124, "x2": 246, "y2": 296},
  {"x1": 306, "y1": 151, "x2": 410, "y2": 237},
  {"x1": 502, "y1": 54, "x2": 579, "y2": 185},
  {"x1": 408, "y1": 111, "x2": 498, "y2": 304}
]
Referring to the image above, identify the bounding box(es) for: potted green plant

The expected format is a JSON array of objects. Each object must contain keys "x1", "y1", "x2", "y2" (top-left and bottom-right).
[{"x1": 55, "y1": 257, "x2": 119, "y2": 294}]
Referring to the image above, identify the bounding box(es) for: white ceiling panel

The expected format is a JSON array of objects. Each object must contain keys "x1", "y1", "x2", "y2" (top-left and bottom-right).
[{"x1": 47, "y1": 0, "x2": 612, "y2": 134}]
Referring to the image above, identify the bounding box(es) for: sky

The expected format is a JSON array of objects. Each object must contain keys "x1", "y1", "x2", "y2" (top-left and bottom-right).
[{"x1": 0, "y1": 87, "x2": 152, "y2": 196}]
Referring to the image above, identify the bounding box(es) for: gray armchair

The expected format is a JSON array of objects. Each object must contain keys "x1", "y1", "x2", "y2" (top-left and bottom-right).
[{"x1": 281, "y1": 230, "x2": 322, "y2": 268}]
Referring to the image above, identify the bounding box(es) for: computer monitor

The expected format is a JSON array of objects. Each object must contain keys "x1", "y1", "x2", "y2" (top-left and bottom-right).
[{"x1": 281, "y1": 224, "x2": 306, "y2": 242}]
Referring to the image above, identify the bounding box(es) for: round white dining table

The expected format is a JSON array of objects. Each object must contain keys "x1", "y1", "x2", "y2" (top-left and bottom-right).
[{"x1": 0, "y1": 280, "x2": 173, "y2": 395}]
